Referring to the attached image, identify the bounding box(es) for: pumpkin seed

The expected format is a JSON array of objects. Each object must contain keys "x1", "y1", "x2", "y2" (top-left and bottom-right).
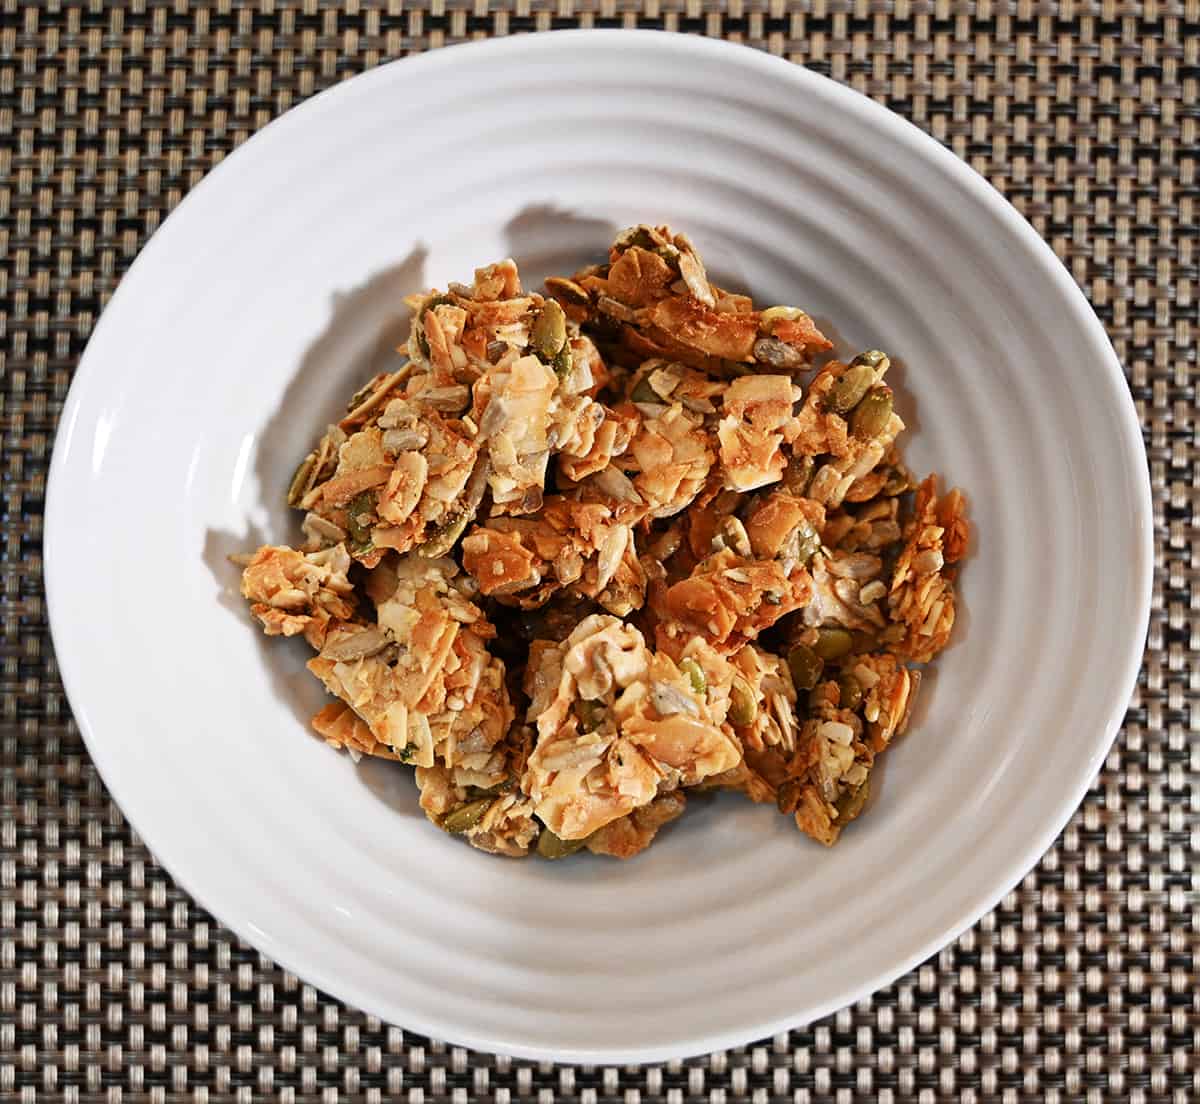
[
  {"x1": 615, "y1": 226, "x2": 663, "y2": 253},
  {"x1": 345, "y1": 381, "x2": 377, "y2": 413},
  {"x1": 532, "y1": 299, "x2": 567, "y2": 360},
  {"x1": 825, "y1": 364, "x2": 875, "y2": 414},
  {"x1": 679, "y1": 657, "x2": 707, "y2": 696},
  {"x1": 813, "y1": 627, "x2": 855, "y2": 660},
  {"x1": 631, "y1": 376, "x2": 661, "y2": 404},
  {"x1": 468, "y1": 777, "x2": 516, "y2": 799},
  {"x1": 835, "y1": 779, "x2": 870, "y2": 823},
  {"x1": 417, "y1": 512, "x2": 471, "y2": 559},
  {"x1": 808, "y1": 682, "x2": 834, "y2": 711},
  {"x1": 853, "y1": 629, "x2": 879, "y2": 652},
  {"x1": 537, "y1": 828, "x2": 588, "y2": 860},
  {"x1": 345, "y1": 490, "x2": 377, "y2": 546},
  {"x1": 287, "y1": 454, "x2": 315, "y2": 507},
  {"x1": 416, "y1": 293, "x2": 455, "y2": 359},
  {"x1": 776, "y1": 778, "x2": 802, "y2": 815},
  {"x1": 783, "y1": 453, "x2": 814, "y2": 496},
  {"x1": 442, "y1": 798, "x2": 491, "y2": 834},
  {"x1": 578, "y1": 699, "x2": 605, "y2": 732},
  {"x1": 544, "y1": 276, "x2": 590, "y2": 305},
  {"x1": 759, "y1": 305, "x2": 805, "y2": 333},
  {"x1": 787, "y1": 644, "x2": 824, "y2": 691},
  {"x1": 851, "y1": 349, "x2": 888, "y2": 369},
  {"x1": 728, "y1": 677, "x2": 758, "y2": 726},
  {"x1": 837, "y1": 673, "x2": 863, "y2": 712},
  {"x1": 851, "y1": 387, "x2": 894, "y2": 439},
  {"x1": 882, "y1": 467, "x2": 913, "y2": 496}
]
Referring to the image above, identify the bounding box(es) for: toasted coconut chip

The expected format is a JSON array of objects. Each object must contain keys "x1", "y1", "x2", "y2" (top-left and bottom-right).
[
  {"x1": 625, "y1": 403, "x2": 715, "y2": 518},
  {"x1": 717, "y1": 375, "x2": 804, "y2": 492},
  {"x1": 311, "y1": 701, "x2": 402, "y2": 761}
]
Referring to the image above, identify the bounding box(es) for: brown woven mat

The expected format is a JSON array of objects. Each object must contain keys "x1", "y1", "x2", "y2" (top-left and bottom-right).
[{"x1": 2, "y1": 3, "x2": 1194, "y2": 1100}]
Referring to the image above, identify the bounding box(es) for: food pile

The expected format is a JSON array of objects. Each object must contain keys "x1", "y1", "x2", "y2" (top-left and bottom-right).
[{"x1": 237, "y1": 225, "x2": 968, "y2": 859}]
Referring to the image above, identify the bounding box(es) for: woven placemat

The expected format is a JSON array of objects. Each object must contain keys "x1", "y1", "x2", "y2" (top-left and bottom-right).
[{"x1": 2, "y1": 3, "x2": 1194, "y2": 1101}]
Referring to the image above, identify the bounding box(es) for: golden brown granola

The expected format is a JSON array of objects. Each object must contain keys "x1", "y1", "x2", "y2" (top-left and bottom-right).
[
  {"x1": 240, "y1": 544, "x2": 356, "y2": 649},
  {"x1": 521, "y1": 614, "x2": 740, "y2": 840},
  {"x1": 236, "y1": 223, "x2": 968, "y2": 858}
]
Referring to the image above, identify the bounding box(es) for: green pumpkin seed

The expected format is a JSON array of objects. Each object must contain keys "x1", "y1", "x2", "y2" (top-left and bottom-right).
[
  {"x1": 813, "y1": 627, "x2": 855, "y2": 660},
  {"x1": 835, "y1": 779, "x2": 870, "y2": 823},
  {"x1": 679, "y1": 657, "x2": 707, "y2": 695},
  {"x1": 345, "y1": 490, "x2": 377, "y2": 546},
  {"x1": 653, "y1": 244, "x2": 681, "y2": 269},
  {"x1": 808, "y1": 682, "x2": 835, "y2": 711},
  {"x1": 853, "y1": 630, "x2": 879, "y2": 652},
  {"x1": 442, "y1": 798, "x2": 492, "y2": 834},
  {"x1": 544, "y1": 276, "x2": 590, "y2": 305},
  {"x1": 825, "y1": 364, "x2": 875, "y2": 414},
  {"x1": 787, "y1": 644, "x2": 824, "y2": 691},
  {"x1": 630, "y1": 376, "x2": 660, "y2": 404},
  {"x1": 759, "y1": 305, "x2": 805, "y2": 334},
  {"x1": 345, "y1": 379, "x2": 378, "y2": 414},
  {"x1": 851, "y1": 387, "x2": 894, "y2": 440},
  {"x1": 728, "y1": 677, "x2": 758, "y2": 726},
  {"x1": 578, "y1": 699, "x2": 605, "y2": 732},
  {"x1": 552, "y1": 344, "x2": 572, "y2": 379},
  {"x1": 468, "y1": 776, "x2": 515, "y2": 799},
  {"x1": 851, "y1": 349, "x2": 888, "y2": 369},
  {"x1": 882, "y1": 467, "x2": 913, "y2": 496},
  {"x1": 416, "y1": 293, "x2": 455, "y2": 359},
  {"x1": 776, "y1": 778, "x2": 802, "y2": 815},
  {"x1": 783, "y1": 453, "x2": 814, "y2": 496},
  {"x1": 417, "y1": 512, "x2": 471, "y2": 559},
  {"x1": 532, "y1": 299, "x2": 567, "y2": 360},
  {"x1": 837, "y1": 673, "x2": 863, "y2": 712},
  {"x1": 615, "y1": 226, "x2": 663, "y2": 253},
  {"x1": 537, "y1": 828, "x2": 588, "y2": 860},
  {"x1": 287, "y1": 454, "x2": 315, "y2": 507}
]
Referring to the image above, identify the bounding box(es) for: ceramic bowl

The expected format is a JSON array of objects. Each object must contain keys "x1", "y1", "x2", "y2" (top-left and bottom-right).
[{"x1": 46, "y1": 30, "x2": 1152, "y2": 1063}]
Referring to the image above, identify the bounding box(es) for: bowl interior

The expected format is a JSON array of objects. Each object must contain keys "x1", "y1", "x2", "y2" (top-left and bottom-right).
[{"x1": 46, "y1": 31, "x2": 1150, "y2": 1063}]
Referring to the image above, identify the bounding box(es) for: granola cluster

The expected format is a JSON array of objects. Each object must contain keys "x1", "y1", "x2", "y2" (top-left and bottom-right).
[{"x1": 237, "y1": 225, "x2": 968, "y2": 859}]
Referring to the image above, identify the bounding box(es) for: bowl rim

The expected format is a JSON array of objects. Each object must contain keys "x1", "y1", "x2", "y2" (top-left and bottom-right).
[{"x1": 45, "y1": 28, "x2": 1153, "y2": 1064}]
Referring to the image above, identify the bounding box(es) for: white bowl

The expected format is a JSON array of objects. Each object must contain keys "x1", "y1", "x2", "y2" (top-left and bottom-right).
[{"x1": 46, "y1": 30, "x2": 1152, "y2": 1064}]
